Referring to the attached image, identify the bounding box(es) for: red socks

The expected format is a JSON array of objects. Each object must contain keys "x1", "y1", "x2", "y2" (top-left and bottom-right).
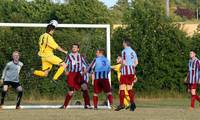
[
  {"x1": 93, "y1": 96, "x2": 98, "y2": 108},
  {"x1": 83, "y1": 90, "x2": 90, "y2": 106},
  {"x1": 107, "y1": 94, "x2": 113, "y2": 105},
  {"x1": 128, "y1": 90, "x2": 135, "y2": 103},
  {"x1": 64, "y1": 93, "x2": 73, "y2": 107},
  {"x1": 195, "y1": 95, "x2": 200, "y2": 103},
  {"x1": 191, "y1": 95, "x2": 200, "y2": 108},
  {"x1": 191, "y1": 95, "x2": 196, "y2": 108},
  {"x1": 119, "y1": 90, "x2": 125, "y2": 106}
]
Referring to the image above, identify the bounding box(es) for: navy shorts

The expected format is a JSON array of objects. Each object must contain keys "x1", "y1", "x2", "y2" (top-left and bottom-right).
[{"x1": 3, "y1": 81, "x2": 21, "y2": 89}]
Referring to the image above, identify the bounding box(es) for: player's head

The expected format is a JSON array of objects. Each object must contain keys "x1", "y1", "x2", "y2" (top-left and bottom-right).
[
  {"x1": 190, "y1": 50, "x2": 196, "y2": 59},
  {"x1": 72, "y1": 43, "x2": 80, "y2": 53},
  {"x1": 46, "y1": 24, "x2": 55, "y2": 35},
  {"x1": 96, "y1": 48, "x2": 105, "y2": 57},
  {"x1": 116, "y1": 54, "x2": 122, "y2": 64},
  {"x1": 12, "y1": 51, "x2": 20, "y2": 62},
  {"x1": 123, "y1": 38, "x2": 131, "y2": 48},
  {"x1": 46, "y1": 20, "x2": 58, "y2": 35}
]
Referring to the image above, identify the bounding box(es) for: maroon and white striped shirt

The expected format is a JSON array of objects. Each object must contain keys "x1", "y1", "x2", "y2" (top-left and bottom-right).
[{"x1": 187, "y1": 57, "x2": 200, "y2": 84}]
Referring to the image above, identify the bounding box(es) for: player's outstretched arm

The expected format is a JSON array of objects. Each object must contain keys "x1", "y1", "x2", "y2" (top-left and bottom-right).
[{"x1": 57, "y1": 46, "x2": 68, "y2": 54}]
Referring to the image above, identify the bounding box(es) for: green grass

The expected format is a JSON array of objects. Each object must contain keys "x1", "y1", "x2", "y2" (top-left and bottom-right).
[{"x1": 1, "y1": 98, "x2": 200, "y2": 120}]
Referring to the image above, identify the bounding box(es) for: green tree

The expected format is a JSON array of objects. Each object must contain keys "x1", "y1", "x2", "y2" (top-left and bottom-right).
[{"x1": 112, "y1": 0, "x2": 188, "y2": 92}]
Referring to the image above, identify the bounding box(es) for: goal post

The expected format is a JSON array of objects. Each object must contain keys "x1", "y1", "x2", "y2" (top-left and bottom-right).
[{"x1": 0, "y1": 23, "x2": 111, "y2": 109}]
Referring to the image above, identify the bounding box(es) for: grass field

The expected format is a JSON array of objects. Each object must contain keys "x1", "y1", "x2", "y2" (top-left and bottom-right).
[{"x1": 0, "y1": 98, "x2": 200, "y2": 120}]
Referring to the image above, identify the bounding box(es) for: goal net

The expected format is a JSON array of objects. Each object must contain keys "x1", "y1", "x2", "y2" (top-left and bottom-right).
[{"x1": 0, "y1": 23, "x2": 111, "y2": 109}]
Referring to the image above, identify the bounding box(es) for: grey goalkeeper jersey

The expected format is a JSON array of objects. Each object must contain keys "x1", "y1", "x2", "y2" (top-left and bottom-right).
[{"x1": 1, "y1": 61, "x2": 23, "y2": 83}]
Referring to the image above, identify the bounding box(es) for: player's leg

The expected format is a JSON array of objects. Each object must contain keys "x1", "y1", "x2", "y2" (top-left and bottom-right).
[
  {"x1": 15, "y1": 85, "x2": 23, "y2": 109},
  {"x1": 0, "y1": 85, "x2": 8, "y2": 107},
  {"x1": 115, "y1": 84, "x2": 126, "y2": 111},
  {"x1": 60, "y1": 90, "x2": 74, "y2": 109},
  {"x1": 34, "y1": 58, "x2": 52, "y2": 77},
  {"x1": 53, "y1": 62, "x2": 66, "y2": 80},
  {"x1": 103, "y1": 80, "x2": 113, "y2": 106},
  {"x1": 124, "y1": 88, "x2": 130, "y2": 109},
  {"x1": 115, "y1": 75, "x2": 126, "y2": 111},
  {"x1": 60, "y1": 73, "x2": 76, "y2": 109},
  {"x1": 190, "y1": 86, "x2": 197, "y2": 109},
  {"x1": 126, "y1": 85, "x2": 136, "y2": 111},
  {"x1": 93, "y1": 93, "x2": 98, "y2": 110},
  {"x1": 93, "y1": 80, "x2": 101, "y2": 109},
  {"x1": 50, "y1": 55, "x2": 66, "y2": 80},
  {"x1": 81, "y1": 83, "x2": 91, "y2": 109}
]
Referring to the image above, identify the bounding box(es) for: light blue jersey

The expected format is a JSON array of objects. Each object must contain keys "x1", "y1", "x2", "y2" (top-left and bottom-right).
[
  {"x1": 121, "y1": 47, "x2": 138, "y2": 75},
  {"x1": 89, "y1": 56, "x2": 110, "y2": 80}
]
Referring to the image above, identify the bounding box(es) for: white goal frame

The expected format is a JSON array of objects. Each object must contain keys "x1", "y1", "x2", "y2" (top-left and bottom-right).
[{"x1": 0, "y1": 23, "x2": 111, "y2": 109}]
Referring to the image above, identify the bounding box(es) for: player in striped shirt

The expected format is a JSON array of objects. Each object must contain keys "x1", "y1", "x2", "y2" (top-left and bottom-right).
[
  {"x1": 115, "y1": 38, "x2": 138, "y2": 111},
  {"x1": 88, "y1": 49, "x2": 113, "y2": 109},
  {"x1": 186, "y1": 50, "x2": 200, "y2": 109},
  {"x1": 111, "y1": 54, "x2": 131, "y2": 109},
  {"x1": 60, "y1": 44, "x2": 91, "y2": 109}
]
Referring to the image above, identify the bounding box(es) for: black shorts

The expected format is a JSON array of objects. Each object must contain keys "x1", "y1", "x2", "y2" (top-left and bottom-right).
[{"x1": 3, "y1": 81, "x2": 21, "y2": 89}]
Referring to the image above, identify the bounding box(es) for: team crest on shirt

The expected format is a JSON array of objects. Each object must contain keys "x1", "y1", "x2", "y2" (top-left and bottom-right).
[{"x1": 102, "y1": 60, "x2": 106, "y2": 66}]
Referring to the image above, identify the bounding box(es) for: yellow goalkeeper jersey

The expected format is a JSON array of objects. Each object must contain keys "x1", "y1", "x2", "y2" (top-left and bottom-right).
[
  {"x1": 38, "y1": 33, "x2": 59, "y2": 57},
  {"x1": 112, "y1": 64, "x2": 121, "y2": 81}
]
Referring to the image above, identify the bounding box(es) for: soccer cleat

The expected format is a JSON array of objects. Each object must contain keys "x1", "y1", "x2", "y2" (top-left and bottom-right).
[
  {"x1": 130, "y1": 102, "x2": 136, "y2": 111},
  {"x1": 59, "y1": 105, "x2": 67, "y2": 109},
  {"x1": 125, "y1": 105, "x2": 130, "y2": 110},
  {"x1": 84, "y1": 105, "x2": 92, "y2": 109},
  {"x1": 16, "y1": 106, "x2": 21, "y2": 109},
  {"x1": 115, "y1": 105, "x2": 125, "y2": 111}
]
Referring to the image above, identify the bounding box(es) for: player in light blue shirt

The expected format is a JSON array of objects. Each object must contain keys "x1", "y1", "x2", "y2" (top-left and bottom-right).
[
  {"x1": 116, "y1": 38, "x2": 138, "y2": 112},
  {"x1": 88, "y1": 49, "x2": 113, "y2": 109}
]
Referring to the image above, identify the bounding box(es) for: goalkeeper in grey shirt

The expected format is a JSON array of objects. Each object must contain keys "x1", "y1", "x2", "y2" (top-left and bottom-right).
[{"x1": 0, "y1": 51, "x2": 23, "y2": 109}]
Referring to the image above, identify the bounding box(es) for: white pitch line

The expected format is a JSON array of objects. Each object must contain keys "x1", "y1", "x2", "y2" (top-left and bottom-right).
[{"x1": 2, "y1": 105, "x2": 110, "y2": 109}]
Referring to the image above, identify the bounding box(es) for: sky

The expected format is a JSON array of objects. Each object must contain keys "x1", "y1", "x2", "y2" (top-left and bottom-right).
[
  {"x1": 99, "y1": 0, "x2": 118, "y2": 7},
  {"x1": 51, "y1": 0, "x2": 119, "y2": 8}
]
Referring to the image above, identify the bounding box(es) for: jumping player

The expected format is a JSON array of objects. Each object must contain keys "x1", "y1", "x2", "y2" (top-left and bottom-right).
[
  {"x1": 111, "y1": 54, "x2": 130, "y2": 108},
  {"x1": 0, "y1": 51, "x2": 23, "y2": 109},
  {"x1": 186, "y1": 50, "x2": 200, "y2": 109},
  {"x1": 33, "y1": 20, "x2": 68, "y2": 81},
  {"x1": 88, "y1": 49, "x2": 113, "y2": 109},
  {"x1": 60, "y1": 44, "x2": 91, "y2": 109},
  {"x1": 115, "y1": 38, "x2": 138, "y2": 111}
]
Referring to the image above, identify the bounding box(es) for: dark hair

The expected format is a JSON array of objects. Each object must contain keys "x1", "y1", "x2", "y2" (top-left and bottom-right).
[
  {"x1": 97, "y1": 48, "x2": 105, "y2": 54},
  {"x1": 117, "y1": 54, "x2": 122, "y2": 57},
  {"x1": 123, "y1": 38, "x2": 131, "y2": 46},
  {"x1": 190, "y1": 50, "x2": 196, "y2": 54},
  {"x1": 46, "y1": 24, "x2": 55, "y2": 33},
  {"x1": 72, "y1": 43, "x2": 80, "y2": 48}
]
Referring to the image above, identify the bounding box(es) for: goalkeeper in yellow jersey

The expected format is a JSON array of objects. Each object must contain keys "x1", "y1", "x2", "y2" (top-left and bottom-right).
[
  {"x1": 111, "y1": 54, "x2": 137, "y2": 109},
  {"x1": 33, "y1": 20, "x2": 68, "y2": 81}
]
